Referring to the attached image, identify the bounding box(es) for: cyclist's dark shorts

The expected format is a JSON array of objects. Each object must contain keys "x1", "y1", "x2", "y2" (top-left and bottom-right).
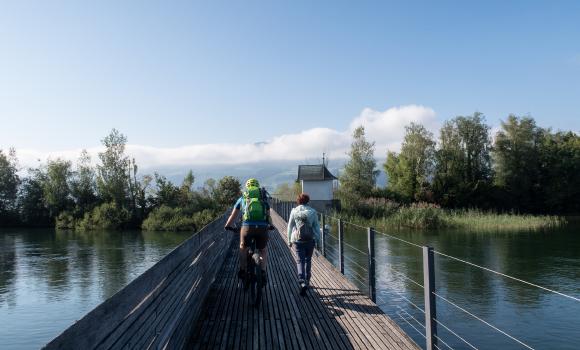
[{"x1": 240, "y1": 225, "x2": 269, "y2": 250}]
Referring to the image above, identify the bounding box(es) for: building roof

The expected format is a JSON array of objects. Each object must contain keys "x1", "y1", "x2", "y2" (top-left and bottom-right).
[{"x1": 297, "y1": 164, "x2": 337, "y2": 181}]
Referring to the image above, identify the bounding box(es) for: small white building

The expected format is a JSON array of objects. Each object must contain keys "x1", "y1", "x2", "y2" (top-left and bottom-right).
[{"x1": 297, "y1": 164, "x2": 338, "y2": 213}]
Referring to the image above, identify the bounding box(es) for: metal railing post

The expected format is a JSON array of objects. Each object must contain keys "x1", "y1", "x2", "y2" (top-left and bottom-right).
[
  {"x1": 423, "y1": 246, "x2": 437, "y2": 350},
  {"x1": 321, "y1": 214, "x2": 326, "y2": 257},
  {"x1": 367, "y1": 227, "x2": 376, "y2": 302},
  {"x1": 338, "y1": 219, "x2": 344, "y2": 274}
]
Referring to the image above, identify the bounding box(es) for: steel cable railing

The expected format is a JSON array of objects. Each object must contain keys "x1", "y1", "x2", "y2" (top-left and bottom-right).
[
  {"x1": 432, "y1": 291, "x2": 535, "y2": 350},
  {"x1": 325, "y1": 214, "x2": 423, "y2": 249},
  {"x1": 373, "y1": 257, "x2": 424, "y2": 289},
  {"x1": 377, "y1": 290, "x2": 424, "y2": 314},
  {"x1": 433, "y1": 319, "x2": 478, "y2": 350},
  {"x1": 272, "y1": 200, "x2": 576, "y2": 350},
  {"x1": 434, "y1": 250, "x2": 580, "y2": 303}
]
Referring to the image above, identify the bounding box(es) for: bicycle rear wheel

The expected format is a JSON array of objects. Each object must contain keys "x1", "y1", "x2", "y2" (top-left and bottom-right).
[
  {"x1": 253, "y1": 254, "x2": 262, "y2": 308},
  {"x1": 248, "y1": 256, "x2": 256, "y2": 300}
]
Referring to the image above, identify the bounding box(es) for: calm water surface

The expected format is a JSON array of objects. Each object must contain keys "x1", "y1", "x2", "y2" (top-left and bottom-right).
[
  {"x1": 2, "y1": 224, "x2": 580, "y2": 349},
  {"x1": 324, "y1": 221, "x2": 580, "y2": 350},
  {"x1": 0, "y1": 228, "x2": 190, "y2": 349}
]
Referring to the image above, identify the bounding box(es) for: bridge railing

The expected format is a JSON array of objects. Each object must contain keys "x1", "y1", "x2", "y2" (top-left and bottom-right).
[
  {"x1": 44, "y1": 213, "x2": 230, "y2": 350},
  {"x1": 271, "y1": 198, "x2": 580, "y2": 350}
]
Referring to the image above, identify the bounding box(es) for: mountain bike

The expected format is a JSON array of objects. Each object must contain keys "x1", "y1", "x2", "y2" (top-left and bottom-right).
[
  {"x1": 245, "y1": 233, "x2": 263, "y2": 308},
  {"x1": 226, "y1": 225, "x2": 271, "y2": 308}
]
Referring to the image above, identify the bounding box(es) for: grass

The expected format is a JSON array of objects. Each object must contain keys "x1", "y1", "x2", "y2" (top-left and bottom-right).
[
  {"x1": 442, "y1": 209, "x2": 566, "y2": 231},
  {"x1": 334, "y1": 205, "x2": 567, "y2": 232}
]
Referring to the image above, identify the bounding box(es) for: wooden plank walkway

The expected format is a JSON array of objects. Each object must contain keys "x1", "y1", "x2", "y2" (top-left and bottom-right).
[{"x1": 188, "y1": 212, "x2": 419, "y2": 350}]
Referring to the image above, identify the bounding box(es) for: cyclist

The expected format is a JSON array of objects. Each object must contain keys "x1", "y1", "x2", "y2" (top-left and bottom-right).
[
  {"x1": 224, "y1": 178, "x2": 271, "y2": 285},
  {"x1": 287, "y1": 193, "x2": 321, "y2": 296}
]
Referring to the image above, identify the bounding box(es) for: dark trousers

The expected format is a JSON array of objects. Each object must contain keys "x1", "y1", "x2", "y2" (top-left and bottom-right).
[{"x1": 294, "y1": 240, "x2": 315, "y2": 282}]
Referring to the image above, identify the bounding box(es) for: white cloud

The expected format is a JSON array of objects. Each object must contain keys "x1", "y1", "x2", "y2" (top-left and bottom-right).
[
  {"x1": 349, "y1": 105, "x2": 438, "y2": 153},
  {"x1": 12, "y1": 105, "x2": 437, "y2": 169}
]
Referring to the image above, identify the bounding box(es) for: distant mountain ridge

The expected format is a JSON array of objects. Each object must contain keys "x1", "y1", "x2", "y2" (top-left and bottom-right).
[{"x1": 141, "y1": 159, "x2": 387, "y2": 191}]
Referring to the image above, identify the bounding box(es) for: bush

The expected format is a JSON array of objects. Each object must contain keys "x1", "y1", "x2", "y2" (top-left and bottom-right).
[
  {"x1": 391, "y1": 202, "x2": 444, "y2": 229},
  {"x1": 357, "y1": 197, "x2": 401, "y2": 218},
  {"x1": 142, "y1": 205, "x2": 196, "y2": 231},
  {"x1": 76, "y1": 202, "x2": 130, "y2": 230},
  {"x1": 55, "y1": 211, "x2": 76, "y2": 230},
  {"x1": 142, "y1": 206, "x2": 220, "y2": 232},
  {"x1": 192, "y1": 209, "x2": 219, "y2": 231}
]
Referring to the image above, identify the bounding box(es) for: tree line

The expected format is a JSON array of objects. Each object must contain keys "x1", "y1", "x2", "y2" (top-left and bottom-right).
[
  {"x1": 0, "y1": 129, "x2": 242, "y2": 230},
  {"x1": 338, "y1": 113, "x2": 580, "y2": 216}
]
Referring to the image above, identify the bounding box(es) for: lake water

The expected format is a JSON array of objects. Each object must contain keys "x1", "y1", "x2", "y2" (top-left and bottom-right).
[
  {"x1": 2, "y1": 224, "x2": 579, "y2": 349},
  {"x1": 0, "y1": 228, "x2": 190, "y2": 350},
  {"x1": 323, "y1": 219, "x2": 580, "y2": 350}
]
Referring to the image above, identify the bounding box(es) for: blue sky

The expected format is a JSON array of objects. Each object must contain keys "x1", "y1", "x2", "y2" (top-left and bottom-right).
[{"x1": 0, "y1": 1, "x2": 579, "y2": 165}]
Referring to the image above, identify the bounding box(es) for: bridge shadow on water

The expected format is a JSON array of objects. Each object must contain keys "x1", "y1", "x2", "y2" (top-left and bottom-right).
[{"x1": 187, "y1": 213, "x2": 418, "y2": 350}]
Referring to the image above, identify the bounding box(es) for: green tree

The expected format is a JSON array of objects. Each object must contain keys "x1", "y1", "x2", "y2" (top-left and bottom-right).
[
  {"x1": 70, "y1": 150, "x2": 98, "y2": 214},
  {"x1": 177, "y1": 170, "x2": 195, "y2": 209},
  {"x1": 337, "y1": 126, "x2": 378, "y2": 211},
  {"x1": 274, "y1": 181, "x2": 301, "y2": 201},
  {"x1": 214, "y1": 176, "x2": 242, "y2": 209},
  {"x1": 493, "y1": 115, "x2": 543, "y2": 211},
  {"x1": 537, "y1": 130, "x2": 580, "y2": 213},
  {"x1": 384, "y1": 123, "x2": 435, "y2": 201},
  {"x1": 18, "y1": 168, "x2": 51, "y2": 226},
  {"x1": 433, "y1": 113, "x2": 492, "y2": 207},
  {"x1": 43, "y1": 158, "x2": 73, "y2": 218},
  {"x1": 135, "y1": 174, "x2": 153, "y2": 220},
  {"x1": 97, "y1": 129, "x2": 130, "y2": 207},
  {"x1": 0, "y1": 148, "x2": 19, "y2": 224},
  {"x1": 153, "y1": 173, "x2": 180, "y2": 208},
  {"x1": 192, "y1": 178, "x2": 219, "y2": 211}
]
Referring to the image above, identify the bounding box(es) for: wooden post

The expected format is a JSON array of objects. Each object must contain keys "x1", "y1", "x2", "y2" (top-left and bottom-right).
[
  {"x1": 321, "y1": 214, "x2": 326, "y2": 257},
  {"x1": 338, "y1": 219, "x2": 344, "y2": 274},
  {"x1": 423, "y1": 246, "x2": 437, "y2": 350},
  {"x1": 367, "y1": 227, "x2": 376, "y2": 302}
]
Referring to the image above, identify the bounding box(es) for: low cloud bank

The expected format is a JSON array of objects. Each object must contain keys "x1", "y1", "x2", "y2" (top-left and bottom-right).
[{"x1": 13, "y1": 105, "x2": 437, "y2": 169}]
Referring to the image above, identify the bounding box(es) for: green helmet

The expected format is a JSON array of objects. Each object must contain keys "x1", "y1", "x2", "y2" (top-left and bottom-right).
[{"x1": 245, "y1": 178, "x2": 260, "y2": 188}]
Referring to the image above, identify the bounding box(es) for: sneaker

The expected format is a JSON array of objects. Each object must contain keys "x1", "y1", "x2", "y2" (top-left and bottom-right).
[{"x1": 299, "y1": 279, "x2": 307, "y2": 296}]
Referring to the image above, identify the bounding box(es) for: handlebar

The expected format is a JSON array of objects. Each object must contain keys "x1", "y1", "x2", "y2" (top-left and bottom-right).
[
  {"x1": 225, "y1": 225, "x2": 275, "y2": 232},
  {"x1": 225, "y1": 226, "x2": 240, "y2": 233}
]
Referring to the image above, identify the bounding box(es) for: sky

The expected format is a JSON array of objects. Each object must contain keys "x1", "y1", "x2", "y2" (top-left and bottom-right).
[{"x1": 1, "y1": 1, "x2": 579, "y2": 168}]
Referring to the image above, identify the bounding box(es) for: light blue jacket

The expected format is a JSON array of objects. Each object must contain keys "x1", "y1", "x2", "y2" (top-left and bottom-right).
[{"x1": 287, "y1": 205, "x2": 321, "y2": 245}]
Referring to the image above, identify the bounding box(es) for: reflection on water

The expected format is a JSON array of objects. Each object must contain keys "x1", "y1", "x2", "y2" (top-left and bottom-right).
[
  {"x1": 2, "y1": 223, "x2": 580, "y2": 349},
  {"x1": 322, "y1": 220, "x2": 580, "y2": 350},
  {"x1": 0, "y1": 228, "x2": 190, "y2": 350}
]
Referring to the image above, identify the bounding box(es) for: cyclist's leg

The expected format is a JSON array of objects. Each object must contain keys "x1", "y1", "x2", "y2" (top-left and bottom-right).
[
  {"x1": 254, "y1": 226, "x2": 269, "y2": 270},
  {"x1": 239, "y1": 226, "x2": 250, "y2": 276}
]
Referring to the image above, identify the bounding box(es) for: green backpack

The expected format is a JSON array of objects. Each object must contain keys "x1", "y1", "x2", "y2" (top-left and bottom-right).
[{"x1": 242, "y1": 186, "x2": 267, "y2": 222}]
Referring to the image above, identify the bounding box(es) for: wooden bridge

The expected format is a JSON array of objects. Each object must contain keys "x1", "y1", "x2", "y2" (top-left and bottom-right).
[{"x1": 44, "y1": 210, "x2": 419, "y2": 350}]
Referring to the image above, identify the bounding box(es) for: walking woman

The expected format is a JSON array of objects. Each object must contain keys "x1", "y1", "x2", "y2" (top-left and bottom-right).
[{"x1": 287, "y1": 193, "x2": 321, "y2": 296}]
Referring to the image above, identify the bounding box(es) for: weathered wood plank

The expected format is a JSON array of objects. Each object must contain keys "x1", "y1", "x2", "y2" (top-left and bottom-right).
[
  {"x1": 187, "y1": 211, "x2": 419, "y2": 350},
  {"x1": 47, "y1": 207, "x2": 419, "y2": 350},
  {"x1": 44, "y1": 214, "x2": 229, "y2": 350}
]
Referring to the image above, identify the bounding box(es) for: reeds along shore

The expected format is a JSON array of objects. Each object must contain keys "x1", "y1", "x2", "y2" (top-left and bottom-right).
[{"x1": 334, "y1": 205, "x2": 567, "y2": 231}]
